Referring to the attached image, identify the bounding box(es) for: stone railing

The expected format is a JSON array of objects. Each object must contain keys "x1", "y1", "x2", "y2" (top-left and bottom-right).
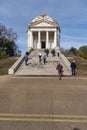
[
  {"x1": 59, "y1": 53, "x2": 71, "y2": 74},
  {"x1": 8, "y1": 55, "x2": 24, "y2": 74}
]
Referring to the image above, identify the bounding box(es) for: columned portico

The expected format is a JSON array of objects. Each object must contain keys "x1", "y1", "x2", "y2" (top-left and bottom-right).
[
  {"x1": 28, "y1": 30, "x2": 60, "y2": 50},
  {"x1": 27, "y1": 14, "x2": 61, "y2": 50}
]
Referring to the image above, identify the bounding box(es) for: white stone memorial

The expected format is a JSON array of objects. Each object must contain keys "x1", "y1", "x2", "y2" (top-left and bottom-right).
[
  {"x1": 8, "y1": 14, "x2": 71, "y2": 75},
  {"x1": 27, "y1": 14, "x2": 61, "y2": 50}
]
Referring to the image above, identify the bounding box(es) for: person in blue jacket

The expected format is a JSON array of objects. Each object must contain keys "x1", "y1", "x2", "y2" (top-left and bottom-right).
[{"x1": 24, "y1": 54, "x2": 28, "y2": 66}]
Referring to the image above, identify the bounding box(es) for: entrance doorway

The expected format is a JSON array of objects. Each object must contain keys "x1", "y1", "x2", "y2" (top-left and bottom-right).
[{"x1": 41, "y1": 42, "x2": 46, "y2": 49}]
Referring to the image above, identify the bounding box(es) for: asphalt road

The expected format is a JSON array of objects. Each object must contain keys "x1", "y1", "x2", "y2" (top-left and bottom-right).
[{"x1": 0, "y1": 75, "x2": 87, "y2": 130}]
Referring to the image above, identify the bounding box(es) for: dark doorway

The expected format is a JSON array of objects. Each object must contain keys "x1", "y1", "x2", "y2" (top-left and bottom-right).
[{"x1": 41, "y1": 42, "x2": 46, "y2": 49}]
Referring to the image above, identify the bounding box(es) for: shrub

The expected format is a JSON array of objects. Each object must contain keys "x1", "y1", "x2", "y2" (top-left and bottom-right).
[{"x1": 78, "y1": 52, "x2": 87, "y2": 59}]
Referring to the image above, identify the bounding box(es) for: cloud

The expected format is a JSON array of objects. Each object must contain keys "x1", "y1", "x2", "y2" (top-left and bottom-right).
[
  {"x1": 61, "y1": 34, "x2": 87, "y2": 49},
  {"x1": 0, "y1": 0, "x2": 87, "y2": 53}
]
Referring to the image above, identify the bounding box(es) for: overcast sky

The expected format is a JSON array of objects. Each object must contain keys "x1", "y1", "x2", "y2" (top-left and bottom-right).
[{"x1": 0, "y1": 0, "x2": 87, "y2": 53}]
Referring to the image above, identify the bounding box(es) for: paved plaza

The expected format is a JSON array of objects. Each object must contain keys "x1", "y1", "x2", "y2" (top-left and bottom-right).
[{"x1": 0, "y1": 75, "x2": 87, "y2": 130}]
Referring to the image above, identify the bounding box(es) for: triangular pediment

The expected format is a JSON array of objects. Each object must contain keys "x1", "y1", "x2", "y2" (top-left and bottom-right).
[
  {"x1": 28, "y1": 14, "x2": 61, "y2": 32},
  {"x1": 30, "y1": 21, "x2": 57, "y2": 27},
  {"x1": 36, "y1": 21, "x2": 55, "y2": 27},
  {"x1": 29, "y1": 14, "x2": 58, "y2": 28}
]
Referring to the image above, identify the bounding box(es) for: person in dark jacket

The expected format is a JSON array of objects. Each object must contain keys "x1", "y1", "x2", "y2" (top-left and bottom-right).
[
  {"x1": 71, "y1": 60, "x2": 76, "y2": 76},
  {"x1": 43, "y1": 54, "x2": 46, "y2": 64},
  {"x1": 24, "y1": 54, "x2": 28, "y2": 66}
]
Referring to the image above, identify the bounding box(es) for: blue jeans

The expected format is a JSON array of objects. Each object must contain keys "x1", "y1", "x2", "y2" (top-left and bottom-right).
[{"x1": 71, "y1": 68, "x2": 76, "y2": 75}]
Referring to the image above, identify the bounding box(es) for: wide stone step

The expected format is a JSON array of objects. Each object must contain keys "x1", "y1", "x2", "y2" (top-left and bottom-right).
[{"x1": 15, "y1": 51, "x2": 71, "y2": 76}]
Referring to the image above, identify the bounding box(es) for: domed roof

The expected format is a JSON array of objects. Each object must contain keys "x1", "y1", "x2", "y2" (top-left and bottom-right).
[{"x1": 28, "y1": 14, "x2": 61, "y2": 32}]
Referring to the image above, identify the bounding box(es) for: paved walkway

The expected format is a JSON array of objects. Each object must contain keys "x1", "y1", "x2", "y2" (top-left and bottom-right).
[{"x1": 0, "y1": 75, "x2": 87, "y2": 130}]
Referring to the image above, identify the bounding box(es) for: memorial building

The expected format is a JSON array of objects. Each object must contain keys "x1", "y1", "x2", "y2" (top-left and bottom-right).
[
  {"x1": 8, "y1": 15, "x2": 71, "y2": 75},
  {"x1": 27, "y1": 14, "x2": 61, "y2": 50}
]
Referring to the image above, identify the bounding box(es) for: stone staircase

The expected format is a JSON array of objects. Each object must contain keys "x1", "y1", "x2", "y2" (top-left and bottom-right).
[{"x1": 15, "y1": 50, "x2": 71, "y2": 76}]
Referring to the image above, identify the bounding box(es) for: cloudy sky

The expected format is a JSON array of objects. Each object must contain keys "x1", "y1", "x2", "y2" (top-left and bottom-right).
[{"x1": 0, "y1": 0, "x2": 87, "y2": 53}]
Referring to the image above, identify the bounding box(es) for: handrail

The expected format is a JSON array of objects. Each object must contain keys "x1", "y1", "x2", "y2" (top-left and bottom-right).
[{"x1": 8, "y1": 55, "x2": 24, "y2": 74}]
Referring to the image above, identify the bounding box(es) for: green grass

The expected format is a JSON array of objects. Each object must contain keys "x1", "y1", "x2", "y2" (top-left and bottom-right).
[{"x1": 0, "y1": 57, "x2": 18, "y2": 75}]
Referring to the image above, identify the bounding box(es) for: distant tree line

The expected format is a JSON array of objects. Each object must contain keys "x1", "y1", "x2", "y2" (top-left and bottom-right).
[
  {"x1": 0, "y1": 23, "x2": 21, "y2": 59},
  {"x1": 61, "y1": 46, "x2": 87, "y2": 59}
]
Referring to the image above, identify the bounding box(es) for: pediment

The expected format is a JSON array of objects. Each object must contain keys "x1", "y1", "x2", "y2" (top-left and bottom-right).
[
  {"x1": 28, "y1": 14, "x2": 61, "y2": 32},
  {"x1": 35, "y1": 21, "x2": 54, "y2": 27},
  {"x1": 30, "y1": 21, "x2": 57, "y2": 27}
]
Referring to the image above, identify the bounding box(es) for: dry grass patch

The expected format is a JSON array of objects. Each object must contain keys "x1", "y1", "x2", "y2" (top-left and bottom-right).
[
  {"x1": 0, "y1": 57, "x2": 18, "y2": 75},
  {"x1": 69, "y1": 57, "x2": 87, "y2": 75}
]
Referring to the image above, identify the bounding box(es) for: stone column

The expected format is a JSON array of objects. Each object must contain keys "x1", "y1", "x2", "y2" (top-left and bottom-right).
[
  {"x1": 27, "y1": 31, "x2": 30, "y2": 50},
  {"x1": 37, "y1": 31, "x2": 41, "y2": 49},
  {"x1": 31, "y1": 31, "x2": 33, "y2": 48},
  {"x1": 56, "y1": 31, "x2": 60, "y2": 53},
  {"x1": 54, "y1": 31, "x2": 57, "y2": 48},
  {"x1": 46, "y1": 31, "x2": 49, "y2": 48},
  {"x1": 28, "y1": 30, "x2": 33, "y2": 50},
  {"x1": 57, "y1": 31, "x2": 60, "y2": 48}
]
